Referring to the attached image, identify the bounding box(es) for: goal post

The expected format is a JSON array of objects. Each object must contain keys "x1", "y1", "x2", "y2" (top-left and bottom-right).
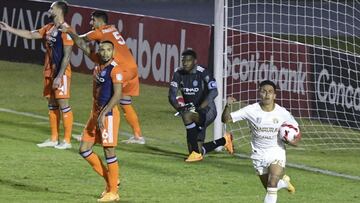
[{"x1": 214, "y1": 0, "x2": 360, "y2": 151}]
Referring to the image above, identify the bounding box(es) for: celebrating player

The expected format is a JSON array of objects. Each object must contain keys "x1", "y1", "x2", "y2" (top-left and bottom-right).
[
  {"x1": 222, "y1": 80, "x2": 298, "y2": 203},
  {"x1": 0, "y1": 1, "x2": 74, "y2": 149},
  {"x1": 61, "y1": 10, "x2": 145, "y2": 144},
  {"x1": 78, "y1": 40, "x2": 122, "y2": 202},
  {"x1": 168, "y1": 49, "x2": 234, "y2": 162}
]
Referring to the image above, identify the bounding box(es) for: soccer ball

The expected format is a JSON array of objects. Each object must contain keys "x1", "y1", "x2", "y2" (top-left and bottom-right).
[{"x1": 278, "y1": 122, "x2": 301, "y2": 145}]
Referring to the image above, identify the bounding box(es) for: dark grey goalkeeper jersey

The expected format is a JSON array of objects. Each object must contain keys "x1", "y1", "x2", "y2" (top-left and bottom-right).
[{"x1": 168, "y1": 65, "x2": 218, "y2": 110}]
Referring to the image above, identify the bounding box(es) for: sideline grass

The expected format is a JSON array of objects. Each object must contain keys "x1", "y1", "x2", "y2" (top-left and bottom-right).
[{"x1": 0, "y1": 60, "x2": 359, "y2": 202}]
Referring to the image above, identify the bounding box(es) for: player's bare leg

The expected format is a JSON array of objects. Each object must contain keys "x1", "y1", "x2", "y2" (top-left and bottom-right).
[{"x1": 262, "y1": 162, "x2": 284, "y2": 203}]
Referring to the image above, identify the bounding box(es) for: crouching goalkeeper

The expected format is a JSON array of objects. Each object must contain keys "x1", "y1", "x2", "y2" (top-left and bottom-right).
[{"x1": 168, "y1": 49, "x2": 234, "y2": 162}]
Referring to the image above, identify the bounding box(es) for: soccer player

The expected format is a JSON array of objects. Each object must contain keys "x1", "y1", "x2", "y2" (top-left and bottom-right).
[
  {"x1": 78, "y1": 40, "x2": 122, "y2": 202},
  {"x1": 61, "y1": 10, "x2": 144, "y2": 144},
  {"x1": 168, "y1": 49, "x2": 234, "y2": 162},
  {"x1": 221, "y1": 80, "x2": 297, "y2": 203},
  {"x1": 0, "y1": 1, "x2": 74, "y2": 149}
]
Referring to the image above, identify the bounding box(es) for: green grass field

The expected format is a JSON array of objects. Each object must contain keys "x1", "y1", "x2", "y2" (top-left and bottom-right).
[{"x1": 0, "y1": 60, "x2": 359, "y2": 203}]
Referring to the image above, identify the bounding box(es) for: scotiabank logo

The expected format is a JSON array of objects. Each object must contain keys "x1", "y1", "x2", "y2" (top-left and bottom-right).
[
  {"x1": 316, "y1": 68, "x2": 360, "y2": 111},
  {"x1": 227, "y1": 52, "x2": 307, "y2": 95}
]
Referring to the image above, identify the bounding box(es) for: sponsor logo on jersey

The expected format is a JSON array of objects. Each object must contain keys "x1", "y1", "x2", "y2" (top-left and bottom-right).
[{"x1": 181, "y1": 87, "x2": 199, "y2": 95}]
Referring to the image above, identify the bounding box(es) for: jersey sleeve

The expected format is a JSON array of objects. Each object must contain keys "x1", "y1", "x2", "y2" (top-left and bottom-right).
[
  {"x1": 85, "y1": 29, "x2": 102, "y2": 41},
  {"x1": 284, "y1": 110, "x2": 299, "y2": 127},
  {"x1": 230, "y1": 106, "x2": 248, "y2": 123},
  {"x1": 61, "y1": 32, "x2": 74, "y2": 46},
  {"x1": 202, "y1": 69, "x2": 218, "y2": 102},
  {"x1": 168, "y1": 71, "x2": 181, "y2": 109},
  {"x1": 36, "y1": 24, "x2": 50, "y2": 38},
  {"x1": 111, "y1": 66, "x2": 124, "y2": 84}
]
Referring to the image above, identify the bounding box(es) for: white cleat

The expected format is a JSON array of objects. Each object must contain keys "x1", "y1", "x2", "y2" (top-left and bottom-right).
[
  {"x1": 122, "y1": 136, "x2": 145, "y2": 145},
  {"x1": 37, "y1": 139, "x2": 58, "y2": 148},
  {"x1": 54, "y1": 141, "x2": 72, "y2": 149}
]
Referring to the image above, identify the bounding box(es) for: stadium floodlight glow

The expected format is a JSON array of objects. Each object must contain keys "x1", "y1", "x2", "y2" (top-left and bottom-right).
[{"x1": 214, "y1": 0, "x2": 360, "y2": 150}]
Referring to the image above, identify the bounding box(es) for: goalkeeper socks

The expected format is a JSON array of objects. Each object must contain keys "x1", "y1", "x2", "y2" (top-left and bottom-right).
[
  {"x1": 264, "y1": 187, "x2": 277, "y2": 203},
  {"x1": 121, "y1": 103, "x2": 142, "y2": 138},
  {"x1": 185, "y1": 122, "x2": 200, "y2": 153},
  {"x1": 48, "y1": 105, "x2": 60, "y2": 141},
  {"x1": 80, "y1": 150, "x2": 109, "y2": 183},
  {"x1": 202, "y1": 137, "x2": 226, "y2": 155},
  {"x1": 106, "y1": 156, "x2": 119, "y2": 193},
  {"x1": 61, "y1": 106, "x2": 73, "y2": 143}
]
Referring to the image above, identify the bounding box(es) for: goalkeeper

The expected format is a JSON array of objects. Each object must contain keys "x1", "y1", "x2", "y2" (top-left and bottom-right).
[{"x1": 168, "y1": 49, "x2": 234, "y2": 162}]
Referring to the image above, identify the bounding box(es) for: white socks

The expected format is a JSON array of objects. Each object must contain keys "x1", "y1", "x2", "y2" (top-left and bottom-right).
[{"x1": 264, "y1": 187, "x2": 278, "y2": 203}]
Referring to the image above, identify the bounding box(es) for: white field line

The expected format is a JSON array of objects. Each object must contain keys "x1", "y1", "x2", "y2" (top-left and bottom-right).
[
  {"x1": 1, "y1": 107, "x2": 359, "y2": 181},
  {"x1": 0, "y1": 107, "x2": 133, "y2": 137}
]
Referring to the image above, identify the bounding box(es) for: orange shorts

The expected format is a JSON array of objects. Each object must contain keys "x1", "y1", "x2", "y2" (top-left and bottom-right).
[
  {"x1": 122, "y1": 76, "x2": 139, "y2": 96},
  {"x1": 43, "y1": 74, "x2": 71, "y2": 99},
  {"x1": 81, "y1": 106, "x2": 120, "y2": 147}
]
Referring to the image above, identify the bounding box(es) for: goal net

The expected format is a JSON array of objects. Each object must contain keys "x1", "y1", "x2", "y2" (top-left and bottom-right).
[{"x1": 224, "y1": 0, "x2": 360, "y2": 150}]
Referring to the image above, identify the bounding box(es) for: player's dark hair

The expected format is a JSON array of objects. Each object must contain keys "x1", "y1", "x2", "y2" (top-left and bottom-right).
[
  {"x1": 100, "y1": 40, "x2": 114, "y2": 48},
  {"x1": 54, "y1": 1, "x2": 68, "y2": 15},
  {"x1": 182, "y1": 49, "x2": 197, "y2": 59},
  {"x1": 91, "y1": 10, "x2": 108, "y2": 24},
  {"x1": 259, "y1": 80, "x2": 277, "y2": 91}
]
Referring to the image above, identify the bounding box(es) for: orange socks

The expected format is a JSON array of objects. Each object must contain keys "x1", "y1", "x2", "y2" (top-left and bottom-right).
[
  {"x1": 106, "y1": 157, "x2": 119, "y2": 193},
  {"x1": 48, "y1": 106, "x2": 60, "y2": 141},
  {"x1": 121, "y1": 104, "x2": 142, "y2": 137},
  {"x1": 80, "y1": 150, "x2": 109, "y2": 183},
  {"x1": 61, "y1": 106, "x2": 73, "y2": 143}
]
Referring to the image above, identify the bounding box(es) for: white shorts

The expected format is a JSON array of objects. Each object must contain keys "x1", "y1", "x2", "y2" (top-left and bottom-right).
[{"x1": 251, "y1": 147, "x2": 286, "y2": 175}]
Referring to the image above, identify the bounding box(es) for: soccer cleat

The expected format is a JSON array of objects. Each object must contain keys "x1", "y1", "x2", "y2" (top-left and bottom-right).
[
  {"x1": 223, "y1": 132, "x2": 234, "y2": 154},
  {"x1": 122, "y1": 136, "x2": 145, "y2": 144},
  {"x1": 185, "y1": 151, "x2": 203, "y2": 162},
  {"x1": 100, "y1": 179, "x2": 121, "y2": 198},
  {"x1": 54, "y1": 141, "x2": 72, "y2": 149},
  {"x1": 97, "y1": 192, "x2": 120, "y2": 202},
  {"x1": 37, "y1": 139, "x2": 58, "y2": 148},
  {"x1": 282, "y1": 175, "x2": 296, "y2": 194}
]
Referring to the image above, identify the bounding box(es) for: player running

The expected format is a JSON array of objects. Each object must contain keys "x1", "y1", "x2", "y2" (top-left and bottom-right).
[
  {"x1": 0, "y1": 1, "x2": 74, "y2": 149},
  {"x1": 222, "y1": 80, "x2": 298, "y2": 203},
  {"x1": 168, "y1": 49, "x2": 234, "y2": 162}
]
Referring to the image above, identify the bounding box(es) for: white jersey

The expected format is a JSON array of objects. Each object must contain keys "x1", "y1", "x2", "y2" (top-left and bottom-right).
[{"x1": 230, "y1": 103, "x2": 298, "y2": 152}]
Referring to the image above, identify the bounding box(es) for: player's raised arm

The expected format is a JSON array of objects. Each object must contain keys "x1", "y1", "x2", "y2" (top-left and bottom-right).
[
  {"x1": 221, "y1": 97, "x2": 236, "y2": 123},
  {"x1": 0, "y1": 21, "x2": 42, "y2": 39}
]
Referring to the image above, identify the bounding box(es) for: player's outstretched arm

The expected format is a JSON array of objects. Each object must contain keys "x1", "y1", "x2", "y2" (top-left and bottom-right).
[
  {"x1": 221, "y1": 97, "x2": 236, "y2": 123},
  {"x1": 0, "y1": 21, "x2": 42, "y2": 39}
]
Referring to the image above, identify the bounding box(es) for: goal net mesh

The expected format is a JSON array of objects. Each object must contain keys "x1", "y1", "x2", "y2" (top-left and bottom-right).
[{"x1": 224, "y1": 0, "x2": 360, "y2": 150}]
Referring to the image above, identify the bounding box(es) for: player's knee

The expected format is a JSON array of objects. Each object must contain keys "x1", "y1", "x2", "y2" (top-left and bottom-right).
[
  {"x1": 104, "y1": 147, "x2": 116, "y2": 158},
  {"x1": 267, "y1": 174, "x2": 281, "y2": 187}
]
